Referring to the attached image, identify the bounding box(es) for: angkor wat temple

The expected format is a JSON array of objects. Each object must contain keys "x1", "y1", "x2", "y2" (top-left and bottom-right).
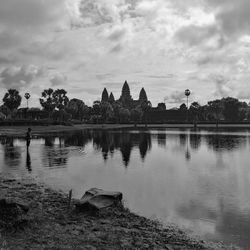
[{"x1": 101, "y1": 81, "x2": 149, "y2": 108}]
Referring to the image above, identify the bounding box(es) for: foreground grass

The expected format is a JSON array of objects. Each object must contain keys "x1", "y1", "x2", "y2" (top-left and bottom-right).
[{"x1": 0, "y1": 177, "x2": 240, "y2": 250}]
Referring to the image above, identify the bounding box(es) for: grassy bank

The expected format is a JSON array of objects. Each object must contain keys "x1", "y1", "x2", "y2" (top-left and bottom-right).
[
  {"x1": 0, "y1": 123, "x2": 250, "y2": 137},
  {"x1": 0, "y1": 176, "x2": 239, "y2": 250}
]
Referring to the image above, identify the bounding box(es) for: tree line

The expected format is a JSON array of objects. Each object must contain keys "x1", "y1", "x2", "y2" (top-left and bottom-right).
[{"x1": 0, "y1": 88, "x2": 249, "y2": 123}]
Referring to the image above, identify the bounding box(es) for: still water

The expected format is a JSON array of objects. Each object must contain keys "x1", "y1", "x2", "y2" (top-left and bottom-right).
[{"x1": 1, "y1": 129, "x2": 250, "y2": 249}]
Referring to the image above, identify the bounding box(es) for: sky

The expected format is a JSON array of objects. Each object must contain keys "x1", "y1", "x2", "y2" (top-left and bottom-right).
[{"x1": 0, "y1": 0, "x2": 250, "y2": 108}]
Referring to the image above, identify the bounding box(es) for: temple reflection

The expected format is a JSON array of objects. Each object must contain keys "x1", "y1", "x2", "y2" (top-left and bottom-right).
[{"x1": 92, "y1": 131, "x2": 152, "y2": 166}]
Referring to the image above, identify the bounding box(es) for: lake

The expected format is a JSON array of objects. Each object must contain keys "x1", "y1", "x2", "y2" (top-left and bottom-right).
[{"x1": 1, "y1": 128, "x2": 250, "y2": 249}]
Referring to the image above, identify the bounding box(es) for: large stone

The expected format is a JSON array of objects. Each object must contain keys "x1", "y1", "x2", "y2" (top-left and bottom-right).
[{"x1": 75, "y1": 188, "x2": 123, "y2": 211}]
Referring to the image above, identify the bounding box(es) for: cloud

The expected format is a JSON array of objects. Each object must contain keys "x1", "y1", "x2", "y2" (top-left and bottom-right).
[
  {"x1": 0, "y1": 0, "x2": 67, "y2": 33},
  {"x1": 110, "y1": 44, "x2": 123, "y2": 53},
  {"x1": 108, "y1": 28, "x2": 127, "y2": 41},
  {"x1": 74, "y1": 0, "x2": 131, "y2": 28},
  {"x1": 209, "y1": 74, "x2": 232, "y2": 97},
  {"x1": 49, "y1": 72, "x2": 67, "y2": 86},
  {"x1": 165, "y1": 90, "x2": 186, "y2": 104},
  {"x1": 146, "y1": 74, "x2": 175, "y2": 79},
  {"x1": 0, "y1": 65, "x2": 45, "y2": 89},
  {"x1": 206, "y1": 0, "x2": 250, "y2": 38}
]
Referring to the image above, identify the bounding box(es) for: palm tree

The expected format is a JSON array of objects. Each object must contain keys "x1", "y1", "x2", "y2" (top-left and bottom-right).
[
  {"x1": 39, "y1": 88, "x2": 55, "y2": 118},
  {"x1": 24, "y1": 92, "x2": 31, "y2": 109},
  {"x1": 185, "y1": 89, "x2": 191, "y2": 121}
]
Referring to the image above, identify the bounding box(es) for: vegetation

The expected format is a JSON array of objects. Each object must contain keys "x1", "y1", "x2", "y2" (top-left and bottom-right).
[{"x1": 0, "y1": 83, "x2": 250, "y2": 124}]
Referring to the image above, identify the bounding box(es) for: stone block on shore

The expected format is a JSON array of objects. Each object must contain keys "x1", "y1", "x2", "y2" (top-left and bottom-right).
[{"x1": 75, "y1": 188, "x2": 123, "y2": 211}]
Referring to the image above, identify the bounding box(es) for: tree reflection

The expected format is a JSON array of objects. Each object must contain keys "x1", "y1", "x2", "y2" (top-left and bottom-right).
[
  {"x1": 64, "y1": 131, "x2": 92, "y2": 147},
  {"x1": 179, "y1": 133, "x2": 187, "y2": 147},
  {"x1": 189, "y1": 133, "x2": 201, "y2": 150},
  {"x1": 1, "y1": 137, "x2": 21, "y2": 167},
  {"x1": 43, "y1": 136, "x2": 69, "y2": 168},
  {"x1": 205, "y1": 134, "x2": 246, "y2": 152},
  {"x1": 44, "y1": 137, "x2": 55, "y2": 147},
  {"x1": 157, "y1": 132, "x2": 166, "y2": 147}
]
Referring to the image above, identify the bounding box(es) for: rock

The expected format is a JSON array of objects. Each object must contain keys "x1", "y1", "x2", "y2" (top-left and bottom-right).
[{"x1": 75, "y1": 188, "x2": 122, "y2": 211}]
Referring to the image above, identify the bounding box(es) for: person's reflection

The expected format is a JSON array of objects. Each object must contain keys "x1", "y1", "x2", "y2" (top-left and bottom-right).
[{"x1": 26, "y1": 148, "x2": 32, "y2": 172}]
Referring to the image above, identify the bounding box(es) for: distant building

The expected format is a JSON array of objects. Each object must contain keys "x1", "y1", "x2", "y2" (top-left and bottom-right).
[{"x1": 101, "y1": 80, "x2": 150, "y2": 108}]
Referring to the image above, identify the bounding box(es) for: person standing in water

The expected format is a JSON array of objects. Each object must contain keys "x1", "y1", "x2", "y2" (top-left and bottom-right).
[{"x1": 26, "y1": 128, "x2": 32, "y2": 148}]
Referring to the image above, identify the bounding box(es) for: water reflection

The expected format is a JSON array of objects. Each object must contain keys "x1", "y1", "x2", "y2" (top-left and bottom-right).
[
  {"x1": 92, "y1": 131, "x2": 151, "y2": 166},
  {"x1": 205, "y1": 134, "x2": 247, "y2": 152},
  {"x1": 26, "y1": 149, "x2": 32, "y2": 172},
  {"x1": 0, "y1": 137, "x2": 22, "y2": 167},
  {"x1": 0, "y1": 129, "x2": 250, "y2": 248}
]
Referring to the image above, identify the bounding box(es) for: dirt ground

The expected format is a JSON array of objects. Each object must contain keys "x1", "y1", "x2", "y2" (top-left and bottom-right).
[{"x1": 0, "y1": 177, "x2": 240, "y2": 250}]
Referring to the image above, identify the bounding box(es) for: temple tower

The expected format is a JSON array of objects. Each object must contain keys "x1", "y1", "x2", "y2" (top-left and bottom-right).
[
  {"x1": 139, "y1": 87, "x2": 148, "y2": 103},
  {"x1": 101, "y1": 88, "x2": 109, "y2": 102}
]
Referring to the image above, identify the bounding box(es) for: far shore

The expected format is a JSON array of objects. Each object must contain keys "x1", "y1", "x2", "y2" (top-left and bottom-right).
[{"x1": 0, "y1": 123, "x2": 250, "y2": 137}]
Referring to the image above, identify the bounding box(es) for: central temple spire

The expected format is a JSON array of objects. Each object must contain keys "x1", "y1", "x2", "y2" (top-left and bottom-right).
[{"x1": 121, "y1": 81, "x2": 131, "y2": 100}]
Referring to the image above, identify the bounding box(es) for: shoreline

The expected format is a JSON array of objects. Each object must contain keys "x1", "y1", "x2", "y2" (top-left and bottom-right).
[
  {"x1": 0, "y1": 123, "x2": 250, "y2": 137},
  {"x1": 0, "y1": 176, "x2": 239, "y2": 250}
]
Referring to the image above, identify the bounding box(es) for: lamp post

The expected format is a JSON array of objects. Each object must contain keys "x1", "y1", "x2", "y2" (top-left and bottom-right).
[
  {"x1": 185, "y1": 89, "x2": 191, "y2": 122},
  {"x1": 24, "y1": 93, "x2": 31, "y2": 109}
]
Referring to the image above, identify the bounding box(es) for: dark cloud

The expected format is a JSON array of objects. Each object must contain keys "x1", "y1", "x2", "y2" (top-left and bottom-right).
[
  {"x1": 108, "y1": 28, "x2": 127, "y2": 41},
  {"x1": 78, "y1": 0, "x2": 114, "y2": 27},
  {"x1": 0, "y1": 55, "x2": 15, "y2": 65},
  {"x1": 110, "y1": 44, "x2": 123, "y2": 53},
  {"x1": 206, "y1": 0, "x2": 250, "y2": 38},
  {"x1": 0, "y1": 65, "x2": 45, "y2": 89},
  {"x1": 175, "y1": 24, "x2": 221, "y2": 47},
  {"x1": 0, "y1": 0, "x2": 63, "y2": 29}
]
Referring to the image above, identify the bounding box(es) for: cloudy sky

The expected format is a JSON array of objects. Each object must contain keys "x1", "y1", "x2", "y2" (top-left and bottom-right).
[{"x1": 0, "y1": 0, "x2": 250, "y2": 108}]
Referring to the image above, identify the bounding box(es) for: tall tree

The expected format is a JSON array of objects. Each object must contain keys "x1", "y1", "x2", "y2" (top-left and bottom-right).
[
  {"x1": 222, "y1": 97, "x2": 245, "y2": 121},
  {"x1": 207, "y1": 99, "x2": 223, "y2": 122},
  {"x1": 53, "y1": 89, "x2": 69, "y2": 110},
  {"x1": 39, "y1": 88, "x2": 56, "y2": 117},
  {"x1": 3, "y1": 89, "x2": 22, "y2": 116},
  {"x1": 67, "y1": 98, "x2": 89, "y2": 121},
  {"x1": 157, "y1": 103, "x2": 166, "y2": 111},
  {"x1": 100, "y1": 102, "x2": 114, "y2": 122}
]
